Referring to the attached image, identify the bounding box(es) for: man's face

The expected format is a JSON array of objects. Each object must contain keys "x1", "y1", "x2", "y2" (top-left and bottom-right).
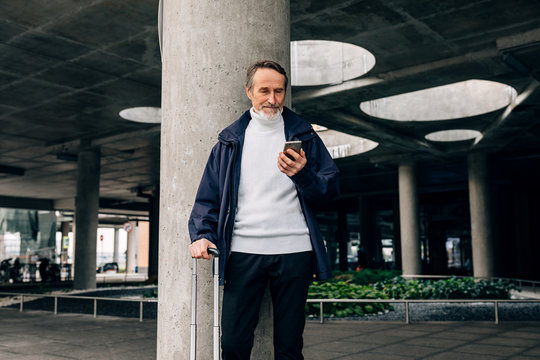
[{"x1": 246, "y1": 68, "x2": 286, "y2": 118}]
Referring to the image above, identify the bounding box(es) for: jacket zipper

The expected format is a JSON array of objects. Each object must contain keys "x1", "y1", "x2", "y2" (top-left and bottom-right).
[{"x1": 225, "y1": 140, "x2": 239, "y2": 255}]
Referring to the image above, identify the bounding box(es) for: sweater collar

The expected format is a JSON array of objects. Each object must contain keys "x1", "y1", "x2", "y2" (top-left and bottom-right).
[
  {"x1": 219, "y1": 106, "x2": 313, "y2": 142},
  {"x1": 248, "y1": 107, "x2": 284, "y2": 132}
]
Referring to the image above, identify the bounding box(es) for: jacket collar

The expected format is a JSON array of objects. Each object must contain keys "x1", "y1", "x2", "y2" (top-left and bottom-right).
[{"x1": 218, "y1": 106, "x2": 313, "y2": 143}]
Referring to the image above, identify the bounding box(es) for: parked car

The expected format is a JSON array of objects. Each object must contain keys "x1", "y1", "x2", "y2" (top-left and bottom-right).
[
  {"x1": 96, "y1": 262, "x2": 119, "y2": 273},
  {"x1": 0, "y1": 257, "x2": 22, "y2": 283}
]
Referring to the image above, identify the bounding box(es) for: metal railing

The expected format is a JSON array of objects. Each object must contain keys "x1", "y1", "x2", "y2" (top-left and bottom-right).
[
  {"x1": 306, "y1": 298, "x2": 540, "y2": 325},
  {"x1": 1, "y1": 273, "x2": 149, "y2": 285},
  {"x1": 96, "y1": 273, "x2": 149, "y2": 284},
  {"x1": 2, "y1": 275, "x2": 539, "y2": 325},
  {"x1": 0, "y1": 292, "x2": 157, "y2": 322}
]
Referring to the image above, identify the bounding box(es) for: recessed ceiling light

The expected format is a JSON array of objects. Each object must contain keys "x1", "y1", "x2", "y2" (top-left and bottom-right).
[
  {"x1": 360, "y1": 80, "x2": 517, "y2": 121},
  {"x1": 317, "y1": 129, "x2": 378, "y2": 159},
  {"x1": 119, "y1": 107, "x2": 161, "y2": 123},
  {"x1": 291, "y1": 40, "x2": 376, "y2": 86},
  {"x1": 425, "y1": 129, "x2": 482, "y2": 142}
]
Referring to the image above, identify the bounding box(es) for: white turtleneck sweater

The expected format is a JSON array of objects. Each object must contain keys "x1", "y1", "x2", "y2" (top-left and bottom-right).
[{"x1": 230, "y1": 108, "x2": 312, "y2": 255}]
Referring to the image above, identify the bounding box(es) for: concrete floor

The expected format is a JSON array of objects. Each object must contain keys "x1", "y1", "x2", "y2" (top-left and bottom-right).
[{"x1": 0, "y1": 308, "x2": 539, "y2": 359}]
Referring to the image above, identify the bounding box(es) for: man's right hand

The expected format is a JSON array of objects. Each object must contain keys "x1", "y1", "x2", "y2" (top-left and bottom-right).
[{"x1": 189, "y1": 238, "x2": 217, "y2": 260}]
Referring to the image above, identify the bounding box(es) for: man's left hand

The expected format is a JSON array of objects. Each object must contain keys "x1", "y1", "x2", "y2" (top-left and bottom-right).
[{"x1": 278, "y1": 148, "x2": 307, "y2": 177}]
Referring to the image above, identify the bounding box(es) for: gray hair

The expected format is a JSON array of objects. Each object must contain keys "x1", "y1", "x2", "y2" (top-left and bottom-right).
[{"x1": 246, "y1": 60, "x2": 288, "y2": 91}]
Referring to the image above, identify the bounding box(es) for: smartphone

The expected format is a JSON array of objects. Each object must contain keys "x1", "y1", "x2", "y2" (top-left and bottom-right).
[{"x1": 283, "y1": 140, "x2": 302, "y2": 160}]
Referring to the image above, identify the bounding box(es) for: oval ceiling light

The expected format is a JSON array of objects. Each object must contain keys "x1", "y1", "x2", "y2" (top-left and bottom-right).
[
  {"x1": 317, "y1": 129, "x2": 378, "y2": 159},
  {"x1": 291, "y1": 40, "x2": 376, "y2": 86},
  {"x1": 359, "y1": 80, "x2": 517, "y2": 121},
  {"x1": 119, "y1": 107, "x2": 161, "y2": 123},
  {"x1": 425, "y1": 129, "x2": 482, "y2": 142}
]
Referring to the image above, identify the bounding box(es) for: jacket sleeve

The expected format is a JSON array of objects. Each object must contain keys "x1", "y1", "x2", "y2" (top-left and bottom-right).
[
  {"x1": 188, "y1": 145, "x2": 221, "y2": 245},
  {"x1": 290, "y1": 133, "x2": 340, "y2": 203}
]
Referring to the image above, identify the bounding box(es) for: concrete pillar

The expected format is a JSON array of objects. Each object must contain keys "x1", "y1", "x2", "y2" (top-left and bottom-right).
[
  {"x1": 73, "y1": 149, "x2": 100, "y2": 289},
  {"x1": 398, "y1": 162, "x2": 422, "y2": 275},
  {"x1": 392, "y1": 198, "x2": 402, "y2": 270},
  {"x1": 358, "y1": 196, "x2": 377, "y2": 268},
  {"x1": 113, "y1": 227, "x2": 120, "y2": 264},
  {"x1": 148, "y1": 188, "x2": 159, "y2": 281},
  {"x1": 137, "y1": 221, "x2": 150, "y2": 274},
  {"x1": 126, "y1": 221, "x2": 139, "y2": 273},
  {"x1": 60, "y1": 221, "x2": 70, "y2": 264},
  {"x1": 0, "y1": 209, "x2": 4, "y2": 259},
  {"x1": 325, "y1": 225, "x2": 338, "y2": 271},
  {"x1": 468, "y1": 152, "x2": 495, "y2": 278},
  {"x1": 71, "y1": 221, "x2": 76, "y2": 279},
  {"x1": 159, "y1": 1, "x2": 290, "y2": 358},
  {"x1": 337, "y1": 209, "x2": 348, "y2": 271}
]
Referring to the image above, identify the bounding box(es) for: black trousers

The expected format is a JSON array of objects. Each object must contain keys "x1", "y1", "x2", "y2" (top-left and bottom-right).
[{"x1": 221, "y1": 251, "x2": 313, "y2": 360}]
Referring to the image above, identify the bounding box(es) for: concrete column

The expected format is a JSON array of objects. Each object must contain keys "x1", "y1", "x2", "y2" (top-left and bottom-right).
[
  {"x1": 126, "y1": 221, "x2": 139, "y2": 273},
  {"x1": 358, "y1": 196, "x2": 376, "y2": 268},
  {"x1": 468, "y1": 152, "x2": 495, "y2": 278},
  {"x1": 337, "y1": 209, "x2": 348, "y2": 270},
  {"x1": 73, "y1": 149, "x2": 100, "y2": 289},
  {"x1": 392, "y1": 198, "x2": 402, "y2": 270},
  {"x1": 159, "y1": 1, "x2": 290, "y2": 358},
  {"x1": 137, "y1": 221, "x2": 150, "y2": 274},
  {"x1": 71, "y1": 221, "x2": 76, "y2": 279},
  {"x1": 0, "y1": 209, "x2": 4, "y2": 259},
  {"x1": 113, "y1": 227, "x2": 120, "y2": 264},
  {"x1": 60, "y1": 221, "x2": 70, "y2": 264},
  {"x1": 0, "y1": 234, "x2": 4, "y2": 260},
  {"x1": 398, "y1": 162, "x2": 422, "y2": 275},
  {"x1": 148, "y1": 188, "x2": 159, "y2": 281},
  {"x1": 325, "y1": 226, "x2": 337, "y2": 271}
]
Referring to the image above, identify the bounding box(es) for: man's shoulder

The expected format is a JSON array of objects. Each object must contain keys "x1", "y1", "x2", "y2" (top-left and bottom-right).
[
  {"x1": 218, "y1": 110, "x2": 251, "y2": 141},
  {"x1": 282, "y1": 107, "x2": 305, "y2": 122},
  {"x1": 282, "y1": 107, "x2": 314, "y2": 137}
]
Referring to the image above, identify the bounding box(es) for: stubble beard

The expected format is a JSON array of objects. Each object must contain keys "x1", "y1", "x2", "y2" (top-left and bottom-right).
[{"x1": 257, "y1": 104, "x2": 281, "y2": 121}]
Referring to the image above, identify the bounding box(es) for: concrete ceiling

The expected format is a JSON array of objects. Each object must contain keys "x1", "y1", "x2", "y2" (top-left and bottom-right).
[{"x1": 1, "y1": 0, "x2": 540, "y2": 211}]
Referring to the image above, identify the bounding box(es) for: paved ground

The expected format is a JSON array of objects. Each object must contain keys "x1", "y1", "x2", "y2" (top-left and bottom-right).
[
  {"x1": 304, "y1": 321, "x2": 540, "y2": 360},
  {"x1": 1, "y1": 308, "x2": 540, "y2": 359}
]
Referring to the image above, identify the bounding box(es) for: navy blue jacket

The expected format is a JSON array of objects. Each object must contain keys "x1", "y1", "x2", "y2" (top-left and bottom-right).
[{"x1": 188, "y1": 107, "x2": 339, "y2": 283}]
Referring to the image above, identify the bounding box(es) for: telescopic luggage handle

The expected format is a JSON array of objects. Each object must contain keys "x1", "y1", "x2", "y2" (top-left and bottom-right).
[
  {"x1": 191, "y1": 247, "x2": 221, "y2": 360},
  {"x1": 207, "y1": 247, "x2": 220, "y2": 258}
]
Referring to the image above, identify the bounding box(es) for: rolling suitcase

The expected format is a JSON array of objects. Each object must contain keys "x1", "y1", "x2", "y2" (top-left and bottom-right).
[{"x1": 191, "y1": 247, "x2": 221, "y2": 360}]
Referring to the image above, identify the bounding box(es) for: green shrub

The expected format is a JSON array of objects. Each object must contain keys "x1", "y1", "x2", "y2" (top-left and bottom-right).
[
  {"x1": 36, "y1": 284, "x2": 52, "y2": 294},
  {"x1": 353, "y1": 269, "x2": 402, "y2": 285},
  {"x1": 306, "y1": 274, "x2": 517, "y2": 319},
  {"x1": 306, "y1": 281, "x2": 391, "y2": 318},
  {"x1": 143, "y1": 289, "x2": 158, "y2": 298},
  {"x1": 374, "y1": 277, "x2": 517, "y2": 300},
  {"x1": 331, "y1": 269, "x2": 401, "y2": 285}
]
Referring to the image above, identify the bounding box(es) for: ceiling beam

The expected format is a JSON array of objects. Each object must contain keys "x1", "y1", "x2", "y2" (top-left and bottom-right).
[
  {"x1": 0, "y1": 195, "x2": 54, "y2": 210},
  {"x1": 496, "y1": 27, "x2": 540, "y2": 51},
  {"x1": 473, "y1": 79, "x2": 540, "y2": 149},
  {"x1": 46, "y1": 125, "x2": 161, "y2": 153},
  {"x1": 292, "y1": 48, "x2": 498, "y2": 104},
  {"x1": 330, "y1": 111, "x2": 447, "y2": 158},
  {"x1": 0, "y1": 165, "x2": 25, "y2": 176}
]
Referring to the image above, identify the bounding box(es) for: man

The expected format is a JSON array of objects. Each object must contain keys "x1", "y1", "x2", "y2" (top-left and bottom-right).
[
  {"x1": 189, "y1": 60, "x2": 339, "y2": 359},
  {"x1": 356, "y1": 243, "x2": 368, "y2": 271}
]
